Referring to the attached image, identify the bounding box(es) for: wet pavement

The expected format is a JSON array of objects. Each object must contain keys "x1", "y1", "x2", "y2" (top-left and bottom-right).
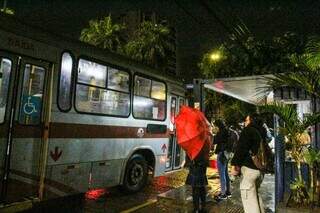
[
  {"x1": 84, "y1": 166, "x2": 276, "y2": 213},
  {"x1": 136, "y1": 172, "x2": 275, "y2": 213},
  {"x1": 84, "y1": 168, "x2": 191, "y2": 212},
  {"x1": 4, "y1": 166, "x2": 316, "y2": 213},
  {"x1": 84, "y1": 167, "x2": 220, "y2": 213}
]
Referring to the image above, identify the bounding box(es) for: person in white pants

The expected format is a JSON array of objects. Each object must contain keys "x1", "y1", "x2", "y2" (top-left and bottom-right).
[
  {"x1": 240, "y1": 166, "x2": 265, "y2": 213},
  {"x1": 231, "y1": 113, "x2": 265, "y2": 213}
]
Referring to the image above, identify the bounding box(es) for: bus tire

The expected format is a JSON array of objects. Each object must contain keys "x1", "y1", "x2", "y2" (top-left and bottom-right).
[{"x1": 122, "y1": 154, "x2": 148, "y2": 193}]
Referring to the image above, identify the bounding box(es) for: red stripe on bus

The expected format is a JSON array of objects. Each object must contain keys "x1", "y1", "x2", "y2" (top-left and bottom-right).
[
  {"x1": 1, "y1": 123, "x2": 42, "y2": 138},
  {"x1": 49, "y1": 122, "x2": 169, "y2": 138},
  {"x1": 13, "y1": 124, "x2": 42, "y2": 137},
  {"x1": 1, "y1": 122, "x2": 169, "y2": 138}
]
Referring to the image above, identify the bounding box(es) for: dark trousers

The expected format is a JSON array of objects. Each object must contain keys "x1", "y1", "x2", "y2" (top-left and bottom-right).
[{"x1": 192, "y1": 186, "x2": 206, "y2": 211}]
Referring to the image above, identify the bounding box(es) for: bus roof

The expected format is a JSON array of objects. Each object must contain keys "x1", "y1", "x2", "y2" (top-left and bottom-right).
[{"x1": 0, "y1": 14, "x2": 183, "y2": 87}]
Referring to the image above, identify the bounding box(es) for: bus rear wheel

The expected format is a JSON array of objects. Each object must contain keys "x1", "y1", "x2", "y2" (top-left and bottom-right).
[{"x1": 122, "y1": 154, "x2": 148, "y2": 193}]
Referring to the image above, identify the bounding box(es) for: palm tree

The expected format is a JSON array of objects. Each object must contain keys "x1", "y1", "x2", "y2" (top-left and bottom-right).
[
  {"x1": 266, "y1": 37, "x2": 320, "y2": 98},
  {"x1": 262, "y1": 103, "x2": 320, "y2": 205},
  {"x1": 125, "y1": 21, "x2": 173, "y2": 69},
  {"x1": 303, "y1": 148, "x2": 320, "y2": 204},
  {"x1": 265, "y1": 37, "x2": 320, "y2": 206},
  {"x1": 80, "y1": 15, "x2": 126, "y2": 53}
]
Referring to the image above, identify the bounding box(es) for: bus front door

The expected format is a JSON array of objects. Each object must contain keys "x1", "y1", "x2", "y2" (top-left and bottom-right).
[
  {"x1": 166, "y1": 95, "x2": 185, "y2": 171},
  {"x1": 0, "y1": 51, "x2": 50, "y2": 202}
]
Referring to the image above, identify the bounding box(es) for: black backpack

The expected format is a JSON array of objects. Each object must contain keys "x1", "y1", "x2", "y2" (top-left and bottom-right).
[{"x1": 225, "y1": 130, "x2": 238, "y2": 153}]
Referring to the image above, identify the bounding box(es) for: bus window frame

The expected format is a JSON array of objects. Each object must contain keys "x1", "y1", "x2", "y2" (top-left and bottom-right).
[
  {"x1": 57, "y1": 51, "x2": 75, "y2": 112},
  {"x1": 74, "y1": 55, "x2": 131, "y2": 118},
  {"x1": 0, "y1": 56, "x2": 13, "y2": 125},
  {"x1": 132, "y1": 73, "x2": 167, "y2": 121}
]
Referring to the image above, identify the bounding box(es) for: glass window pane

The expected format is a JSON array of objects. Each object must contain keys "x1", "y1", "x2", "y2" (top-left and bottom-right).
[
  {"x1": 19, "y1": 64, "x2": 45, "y2": 125},
  {"x1": 0, "y1": 58, "x2": 12, "y2": 123},
  {"x1": 169, "y1": 97, "x2": 177, "y2": 131},
  {"x1": 133, "y1": 96, "x2": 165, "y2": 120},
  {"x1": 153, "y1": 99, "x2": 166, "y2": 120},
  {"x1": 134, "y1": 76, "x2": 151, "y2": 97},
  {"x1": 107, "y1": 67, "x2": 129, "y2": 92},
  {"x1": 100, "y1": 90, "x2": 130, "y2": 116},
  {"x1": 179, "y1": 98, "x2": 185, "y2": 111},
  {"x1": 170, "y1": 97, "x2": 177, "y2": 124},
  {"x1": 78, "y1": 59, "x2": 107, "y2": 87},
  {"x1": 151, "y1": 81, "x2": 166, "y2": 100},
  {"x1": 76, "y1": 84, "x2": 129, "y2": 116},
  {"x1": 58, "y1": 52, "x2": 73, "y2": 111}
]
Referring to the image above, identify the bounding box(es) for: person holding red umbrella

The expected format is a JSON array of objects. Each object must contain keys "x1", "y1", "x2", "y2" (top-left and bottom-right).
[
  {"x1": 175, "y1": 106, "x2": 212, "y2": 213},
  {"x1": 185, "y1": 141, "x2": 211, "y2": 213}
]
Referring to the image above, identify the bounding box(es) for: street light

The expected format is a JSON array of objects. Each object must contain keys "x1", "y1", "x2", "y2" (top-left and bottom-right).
[{"x1": 210, "y1": 51, "x2": 222, "y2": 62}]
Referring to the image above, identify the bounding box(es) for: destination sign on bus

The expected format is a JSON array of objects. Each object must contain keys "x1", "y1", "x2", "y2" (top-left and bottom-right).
[{"x1": 8, "y1": 37, "x2": 35, "y2": 51}]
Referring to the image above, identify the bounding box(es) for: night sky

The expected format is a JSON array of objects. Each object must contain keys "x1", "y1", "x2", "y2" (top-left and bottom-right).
[{"x1": 6, "y1": 0, "x2": 320, "y2": 83}]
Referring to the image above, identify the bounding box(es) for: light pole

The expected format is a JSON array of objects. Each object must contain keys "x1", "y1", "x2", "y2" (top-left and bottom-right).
[{"x1": 2, "y1": 0, "x2": 7, "y2": 11}]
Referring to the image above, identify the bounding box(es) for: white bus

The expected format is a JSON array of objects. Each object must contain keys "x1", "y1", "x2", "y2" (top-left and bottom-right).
[{"x1": 0, "y1": 14, "x2": 186, "y2": 203}]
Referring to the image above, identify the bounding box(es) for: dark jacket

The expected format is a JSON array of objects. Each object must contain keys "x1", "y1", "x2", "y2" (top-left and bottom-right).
[
  {"x1": 231, "y1": 124, "x2": 261, "y2": 170},
  {"x1": 213, "y1": 128, "x2": 228, "y2": 154},
  {"x1": 185, "y1": 144, "x2": 209, "y2": 187}
]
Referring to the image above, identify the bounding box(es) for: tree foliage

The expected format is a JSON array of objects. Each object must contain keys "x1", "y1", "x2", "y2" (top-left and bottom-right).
[
  {"x1": 266, "y1": 37, "x2": 320, "y2": 98},
  {"x1": 80, "y1": 15, "x2": 126, "y2": 53},
  {"x1": 261, "y1": 103, "x2": 320, "y2": 205},
  {"x1": 199, "y1": 32, "x2": 305, "y2": 79},
  {"x1": 124, "y1": 21, "x2": 173, "y2": 69},
  {"x1": 0, "y1": 7, "x2": 14, "y2": 15},
  {"x1": 80, "y1": 16, "x2": 173, "y2": 71},
  {"x1": 199, "y1": 32, "x2": 306, "y2": 122},
  {"x1": 205, "y1": 91, "x2": 256, "y2": 127}
]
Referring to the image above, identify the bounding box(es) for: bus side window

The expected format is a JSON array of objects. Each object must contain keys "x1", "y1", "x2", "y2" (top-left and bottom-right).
[
  {"x1": 133, "y1": 75, "x2": 166, "y2": 121},
  {"x1": 58, "y1": 52, "x2": 73, "y2": 111},
  {"x1": 105, "y1": 67, "x2": 130, "y2": 116},
  {"x1": 75, "y1": 58, "x2": 130, "y2": 117},
  {"x1": 0, "y1": 58, "x2": 12, "y2": 123}
]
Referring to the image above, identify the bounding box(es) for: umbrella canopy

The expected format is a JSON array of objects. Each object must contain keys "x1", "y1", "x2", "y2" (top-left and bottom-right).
[{"x1": 175, "y1": 106, "x2": 211, "y2": 160}]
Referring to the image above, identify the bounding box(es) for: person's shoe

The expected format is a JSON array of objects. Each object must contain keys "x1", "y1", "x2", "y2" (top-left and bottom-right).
[
  {"x1": 226, "y1": 192, "x2": 232, "y2": 198},
  {"x1": 217, "y1": 194, "x2": 228, "y2": 200},
  {"x1": 213, "y1": 195, "x2": 220, "y2": 202}
]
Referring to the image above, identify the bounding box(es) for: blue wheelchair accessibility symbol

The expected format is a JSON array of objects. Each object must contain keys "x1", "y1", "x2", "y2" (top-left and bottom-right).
[
  {"x1": 23, "y1": 96, "x2": 38, "y2": 115},
  {"x1": 20, "y1": 95, "x2": 41, "y2": 124}
]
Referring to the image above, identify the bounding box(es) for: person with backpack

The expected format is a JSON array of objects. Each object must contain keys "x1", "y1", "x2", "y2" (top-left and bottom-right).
[
  {"x1": 212, "y1": 119, "x2": 231, "y2": 200},
  {"x1": 224, "y1": 124, "x2": 239, "y2": 161},
  {"x1": 231, "y1": 113, "x2": 266, "y2": 213}
]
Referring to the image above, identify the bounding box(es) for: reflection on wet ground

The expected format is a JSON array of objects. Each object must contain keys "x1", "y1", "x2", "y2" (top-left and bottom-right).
[
  {"x1": 84, "y1": 168, "x2": 183, "y2": 212},
  {"x1": 84, "y1": 167, "x2": 220, "y2": 212},
  {"x1": 84, "y1": 167, "x2": 275, "y2": 213}
]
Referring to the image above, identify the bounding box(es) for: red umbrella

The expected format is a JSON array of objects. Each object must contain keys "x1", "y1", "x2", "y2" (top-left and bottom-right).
[{"x1": 175, "y1": 106, "x2": 211, "y2": 160}]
